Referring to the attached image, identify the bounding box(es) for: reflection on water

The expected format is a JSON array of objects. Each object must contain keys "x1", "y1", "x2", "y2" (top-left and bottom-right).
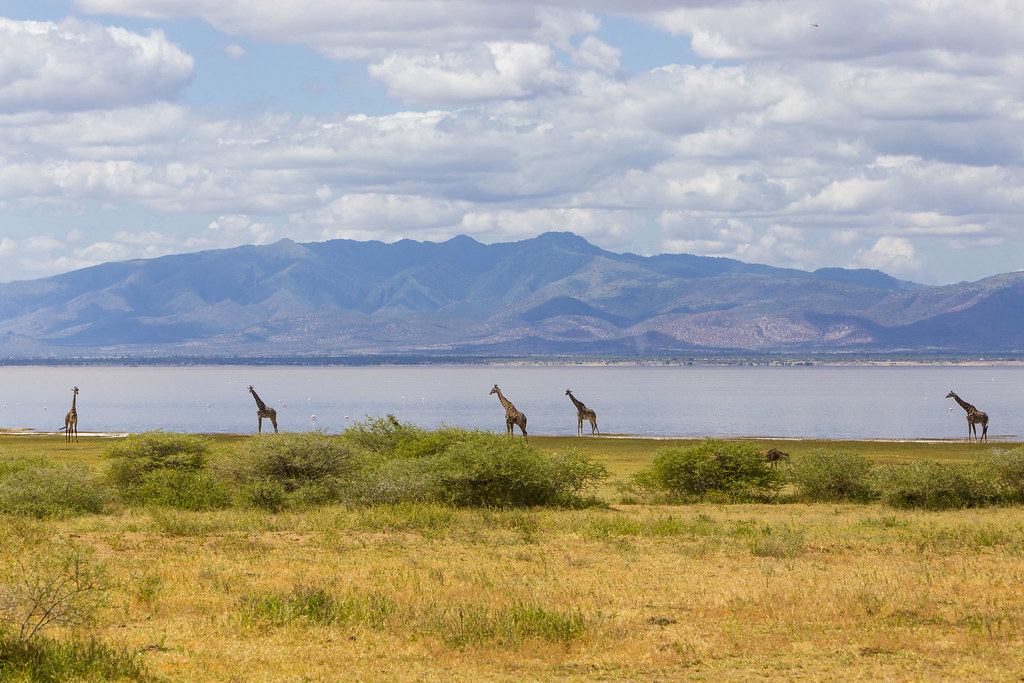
[{"x1": 0, "y1": 364, "x2": 1020, "y2": 440}]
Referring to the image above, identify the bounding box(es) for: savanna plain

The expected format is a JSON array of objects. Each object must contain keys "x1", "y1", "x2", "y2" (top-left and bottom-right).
[{"x1": 3, "y1": 428, "x2": 1024, "y2": 682}]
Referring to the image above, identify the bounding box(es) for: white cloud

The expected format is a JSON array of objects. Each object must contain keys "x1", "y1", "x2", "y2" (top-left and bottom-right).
[
  {"x1": 652, "y1": 0, "x2": 1024, "y2": 63},
  {"x1": 0, "y1": 18, "x2": 193, "y2": 113},
  {"x1": 368, "y1": 42, "x2": 570, "y2": 104},
  {"x1": 852, "y1": 236, "x2": 924, "y2": 277},
  {"x1": 74, "y1": 0, "x2": 546, "y2": 59},
  {"x1": 0, "y1": 0, "x2": 1016, "y2": 286},
  {"x1": 204, "y1": 215, "x2": 274, "y2": 244},
  {"x1": 294, "y1": 193, "x2": 473, "y2": 242},
  {"x1": 572, "y1": 36, "x2": 622, "y2": 75},
  {"x1": 224, "y1": 43, "x2": 245, "y2": 59},
  {"x1": 457, "y1": 208, "x2": 644, "y2": 247}
]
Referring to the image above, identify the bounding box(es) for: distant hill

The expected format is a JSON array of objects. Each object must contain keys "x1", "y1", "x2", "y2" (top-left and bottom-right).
[{"x1": 0, "y1": 231, "x2": 1019, "y2": 357}]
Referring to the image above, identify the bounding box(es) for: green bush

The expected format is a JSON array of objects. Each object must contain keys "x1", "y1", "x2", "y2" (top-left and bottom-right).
[
  {"x1": 104, "y1": 431, "x2": 210, "y2": 491},
  {"x1": 0, "y1": 456, "x2": 108, "y2": 518},
  {"x1": 343, "y1": 416, "x2": 463, "y2": 460},
  {"x1": 873, "y1": 461, "x2": 999, "y2": 510},
  {"x1": 982, "y1": 448, "x2": 1024, "y2": 503},
  {"x1": 0, "y1": 635, "x2": 151, "y2": 681},
  {"x1": 788, "y1": 449, "x2": 876, "y2": 502},
  {"x1": 428, "y1": 432, "x2": 608, "y2": 507},
  {"x1": 126, "y1": 469, "x2": 233, "y2": 510},
  {"x1": 348, "y1": 457, "x2": 434, "y2": 505},
  {"x1": 631, "y1": 439, "x2": 782, "y2": 501},
  {"x1": 222, "y1": 431, "x2": 361, "y2": 510}
]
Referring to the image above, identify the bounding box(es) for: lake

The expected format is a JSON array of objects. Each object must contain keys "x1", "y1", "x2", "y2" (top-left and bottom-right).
[{"x1": 1, "y1": 364, "x2": 1021, "y2": 440}]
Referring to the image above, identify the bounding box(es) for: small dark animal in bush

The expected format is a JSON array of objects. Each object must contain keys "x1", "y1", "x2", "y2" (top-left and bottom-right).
[
  {"x1": 764, "y1": 448, "x2": 789, "y2": 468},
  {"x1": 489, "y1": 385, "x2": 527, "y2": 440},
  {"x1": 249, "y1": 385, "x2": 278, "y2": 434}
]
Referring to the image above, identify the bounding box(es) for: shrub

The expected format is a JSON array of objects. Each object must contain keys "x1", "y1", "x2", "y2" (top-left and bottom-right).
[
  {"x1": 428, "y1": 432, "x2": 608, "y2": 507},
  {"x1": 0, "y1": 541, "x2": 110, "y2": 641},
  {"x1": 239, "y1": 584, "x2": 396, "y2": 630},
  {"x1": 788, "y1": 449, "x2": 876, "y2": 502},
  {"x1": 343, "y1": 416, "x2": 463, "y2": 460},
  {"x1": 104, "y1": 431, "x2": 210, "y2": 491},
  {"x1": 873, "y1": 461, "x2": 999, "y2": 510},
  {"x1": 0, "y1": 456, "x2": 108, "y2": 518},
  {"x1": 631, "y1": 439, "x2": 782, "y2": 501},
  {"x1": 347, "y1": 457, "x2": 434, "y2": 505},
  {"x1": 127, "y1": 468, "x2": 233, "y2": 510},
  {"x1": 222, "y1": 431, "x2": 361, "y2": 510},
  {"x1": 0, "y1": 635, "x2": 151, "y2": 682},
  {"x1": 982, "y1": 447, "x2": 1024, "y2": 503}
]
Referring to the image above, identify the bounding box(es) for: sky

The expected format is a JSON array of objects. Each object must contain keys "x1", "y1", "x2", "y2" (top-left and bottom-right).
[{"x1": 1, "y1": 1, "x2": 1023, "y2": 286}]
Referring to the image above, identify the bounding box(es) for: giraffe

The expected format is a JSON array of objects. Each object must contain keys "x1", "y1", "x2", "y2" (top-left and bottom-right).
[
  {"x1": 565, "y1": 389, "x2": 599, "y2": 436},
  {"x1": 946, "y1": 391, "x2": 988, "y2": 442},
  {"x1": 248, "y1": 385, "x2": 278, "y2": 434},
  {"x1": 63, "y1": 386, "x2": 79, "y2": 443},
  {"x1": 489, "y1": 384, "x2": 527, "y2": 440}
]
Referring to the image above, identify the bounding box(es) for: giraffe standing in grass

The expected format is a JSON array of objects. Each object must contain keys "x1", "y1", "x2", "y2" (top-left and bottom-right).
[
  {"x1": 64, "y1": 386, "x2": 79, "y2": 443},
  {"x1": 565, "y1": 389, "x2": 599, "y2": 436},
  {"x1": 489, "y1": 384, "x2": 527, "y2": 440},
  {"x1": 946, "y1": 391, "x2": 988, "y2": 442},
  {"x1": 249, "y1": 385, "x2": 278, "y2": 434}
]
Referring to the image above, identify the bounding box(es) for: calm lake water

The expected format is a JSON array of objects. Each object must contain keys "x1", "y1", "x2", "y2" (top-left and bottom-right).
[{"x1": 2, "y1": 364, "x2": 1022, "y2": 440}]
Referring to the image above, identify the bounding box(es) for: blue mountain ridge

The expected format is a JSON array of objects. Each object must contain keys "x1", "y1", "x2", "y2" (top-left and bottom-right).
[{"x1": 0, "y1": 231, "x2": 1018, "y2": 356}]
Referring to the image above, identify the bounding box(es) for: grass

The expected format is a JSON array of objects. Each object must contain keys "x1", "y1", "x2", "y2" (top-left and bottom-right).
[{"x1": 1, "y1": 433, "x2": 1023, "y2": 679}]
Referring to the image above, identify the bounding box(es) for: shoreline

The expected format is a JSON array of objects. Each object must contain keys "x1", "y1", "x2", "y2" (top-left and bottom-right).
[{"x1": 2, "y1": 429, "x2": 1017, "y2": 444}]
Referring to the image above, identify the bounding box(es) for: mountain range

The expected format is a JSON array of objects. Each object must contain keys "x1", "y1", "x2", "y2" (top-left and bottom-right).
[{"x1": 0, "y1": 231, "x2": 1021, "y2": 358}]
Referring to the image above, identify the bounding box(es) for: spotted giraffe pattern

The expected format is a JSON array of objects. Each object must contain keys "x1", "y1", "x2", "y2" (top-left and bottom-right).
[
  {"x1": 489, "y1": 384, "x2": 528, "y2": 440},
  {"x1": 946, "y1": 390, "x2": 988, "y2": 442}
]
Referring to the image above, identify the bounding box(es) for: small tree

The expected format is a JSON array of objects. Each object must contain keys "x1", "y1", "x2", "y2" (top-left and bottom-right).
[
  {"x1": 104, "y1": 431, "x2": 210, "y2": 490},
  {"x1": 429, "y1": 432, "x2": 608, "y2": 507},
  {"x1": 632, "y1": 438, "x2": 782, "y2": 501},
  {"x1": 788, "y1": 449, "x2": 875, "y2": 502},
  {"x1": 221, "y1": 431, "x2": 361, "y2": 510},
  {"x1": 0, "y1": 542, "x2": 110, "y2": 642}
]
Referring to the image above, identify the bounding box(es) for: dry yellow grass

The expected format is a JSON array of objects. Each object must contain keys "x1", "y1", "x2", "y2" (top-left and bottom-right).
[{"x1": 5, "y1": 502, "x2": 1023, "y2": 681}]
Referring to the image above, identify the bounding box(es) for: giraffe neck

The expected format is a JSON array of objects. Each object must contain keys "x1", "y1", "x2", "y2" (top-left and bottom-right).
[
  {"x1": 494, "y1": 388, "x2": 514, "y2": 412},
  {"x1": 70, "y1": 393, "x2": 77, "y2": 412},
  {"x1": 251, "y1": 390, "x2": 267, "y2": 411},
  {"x1": 952, "y1": 393, "x2": 975, "y2": 413},
  {"x1": 567, "y1": 392, "x2": 585, "y2": 411}
]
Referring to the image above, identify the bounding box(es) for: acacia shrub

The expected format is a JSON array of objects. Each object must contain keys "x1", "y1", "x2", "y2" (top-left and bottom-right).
[
  {"x1": 222, "y1": 431, "x2": 361, "y2": 510},
  {"x1": 104, "y1": 431, "x2": 210, "y2": 490},
  {"x1": 631, "y1": 438, "x2": 782, "y2": 501},
  {"x1": 872, "y1": 460, "x2": 999, "y2": 510},
  {"x1": 345, "y1": 427, "x2": 608, "y2": 508},
  {"x1": 982, "y1": 447, "x2": 1024, "y2": 503},
  {"x1": 788, "y1": 449, "x2": 876, "y2": 502},
  {"x1": 0, "y1": 456, "x2": 108, "y2": 518},
  {"x1": 343, "y1": 416, "x2": 464, "y2": 460},
  {"x1": 429, "y1": 433, "x2": 607, "y2": 507}
]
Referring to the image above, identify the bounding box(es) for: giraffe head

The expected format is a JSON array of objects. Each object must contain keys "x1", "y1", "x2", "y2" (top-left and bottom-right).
[
  {"x1": 72, "y1": 386, "x2": 79, "y2": 395},
  {"x1": 946, "y1": 391, "x2": 956, "y2": 399},
  {"x1": 565, "y1": 389, "x2": 572, "y2": 396},
  {"x1": 248, "y1": 385, "x2": 255, "y2": 393},
  {"x1": 489, "y1": 385, "x2": 499, "y2": 396}
]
